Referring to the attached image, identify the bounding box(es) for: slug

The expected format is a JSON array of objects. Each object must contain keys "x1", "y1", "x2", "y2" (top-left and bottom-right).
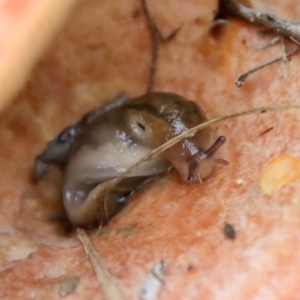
[{"x1": 35, "y1": 92, "x2": 226, "y2": 227}]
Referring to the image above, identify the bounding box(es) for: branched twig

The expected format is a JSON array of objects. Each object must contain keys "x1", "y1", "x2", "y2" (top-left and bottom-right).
[
  {"x1": 235, "y1": 47, "x2": 300, "y2": 87},
  {"x1": 219, "y1": 0, "x2": 300, "y2": 86},
  {"x1": 220, "y1": 0, "x2": 300, "y2": 44},
  {"x1": 105, "y1": 102, "x2": 300, "y2": 193},
  {"x1": 141, "y1": 0, "x2": 160, "y2": 93},
  {"x1": 77, "y1": 228, "x2": 124, "y2": 300}
]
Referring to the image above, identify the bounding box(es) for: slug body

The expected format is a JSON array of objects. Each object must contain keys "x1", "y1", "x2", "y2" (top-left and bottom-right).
[{"x1": 35, "y1": 92, "x2": 226, "y2": 227}]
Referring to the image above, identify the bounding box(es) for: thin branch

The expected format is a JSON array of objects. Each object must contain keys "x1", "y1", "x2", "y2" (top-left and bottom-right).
[
  {"x1": 236, "y1": 47, "x2": 300, "y2": 87},
  {"x1": 104, "y1": 102, "x2": 300, "y2": 193},
  {"x1": 256, "y1": 126, "x2": 274, "y2": 138},
  {"x1": 220, "y1": 0, "x2": 300, "y2": 44},
  {"x1": 76, "y1": 228, "x2": 124, "y2": 300},
  {"x1": 280, "y1": 37, "x2": 288, "y2": 79},
  {"x1": 141, "y1": 0, "x2": 160, "y2": 93},
  {"x1": 254, "y1": 35, "x2": 280, "y2": 49}
]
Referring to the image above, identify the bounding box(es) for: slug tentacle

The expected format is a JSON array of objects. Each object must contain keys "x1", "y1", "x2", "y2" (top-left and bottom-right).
[
  {"x1": 187, "y1": 136, "x2": 227, "y2": 184},
  {"x1": 203, "y1": 136, "x2": 226, "y2": 158}
]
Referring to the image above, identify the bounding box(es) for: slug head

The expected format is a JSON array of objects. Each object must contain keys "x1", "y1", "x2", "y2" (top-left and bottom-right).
[
  {"x1": 163, "y1": 135, "x2": 227, "y2": 184},
  {"x1": 123, "y1": 92, "x2": 227, "y2": 184}
]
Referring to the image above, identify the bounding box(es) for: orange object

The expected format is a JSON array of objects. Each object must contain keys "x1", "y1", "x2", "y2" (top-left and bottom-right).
[{"x1": 260, "y1": 156, "x2": 300, "y2": 195}]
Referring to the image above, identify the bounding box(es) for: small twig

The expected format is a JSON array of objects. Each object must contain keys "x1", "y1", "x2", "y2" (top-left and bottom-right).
[
  {"x1": 260, "y1": 0, "x2": 289, "y2": 79},
  {"x1": 236, "y1": 47, "x2": 300, "y2": 87},
  {"x1": 76, "y1": 228, "x2": 124, "y2": 300},
  {"x1": 280, "y1": 37, "x2": 288, "y2": 79},
  {"x1": 255, "y1": 0, "x2": 287, "y2": 78},
  {"x1": 220, "y1": 0, "x2": 300, "y2": 44},
  {"x1": 219, "y1": 0, "x2": 300, "y2": 86},
  {"x1": 254, "y1": 35, "x2": 280, "y2": 49},
  {"x1": 164, "y1": 27, "x2": 180, "y2": 42},
  {"x1": 256, "y1": 126, "x2": 274, "y2": 138},
  {"x1": 256, "y1": 18, "x2": 300, "y2": 49},
  {"x1": 104, "y1": 102, "x2": 300, "y2": 193},
  {"x1": 141, "y1": 0, "x2": 160, "y2": 93}
]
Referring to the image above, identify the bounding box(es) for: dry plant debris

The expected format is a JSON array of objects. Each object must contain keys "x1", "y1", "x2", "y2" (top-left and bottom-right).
[
  {"x1": 106, "y1": 103, "x2": 300, "y2": 194},
  {"x1": 140, "y1": 0, "x2": 160, "y2": 93},
  {"x1": 140, "y1": 261, "x2": 166, "y2": 300},
  {"x1": 219, "y1": 0, "x2": 300, "y2": 86},
  {"x1": 59, "y1": 277, "x2": 80, "y2": 297},
  {"x1": 76, "y1": 228, "x2": 124, "y2": 300},
  {"x1": 219, "y1": 0, "x2": 300, "y2": 44},
  {"x1": 235, "y1": 47, "x2": 300, "y2": 87}
]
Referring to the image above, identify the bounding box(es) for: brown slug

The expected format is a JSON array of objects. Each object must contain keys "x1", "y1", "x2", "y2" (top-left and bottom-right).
[{"x1": 35, "y1": 92, "x2": 226, "y2": 227}]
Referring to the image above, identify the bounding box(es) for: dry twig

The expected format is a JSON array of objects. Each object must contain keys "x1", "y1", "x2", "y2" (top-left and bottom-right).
[
  {"x1": 280, "y1": 37, "x2": 289, "y2": 79},
  {"x1": 141, "y1": 0, "x2": 160, "y2": 93},
  {"x1": 77, "y1": 228, "x2": 124, "y2": 300},
  {"x1": 256, "y1": 126, "x2": 274, "y2": 138},
  {"x1": 219, "y1": 0, "x2": 300, "y2": 44},
  {"x1": 104, "y1": 102, "x2": 300, "y2": 193},
  {"x1": 236, "y1": 47, "x2": 300, "y2": 87},
  {"x1": 220, "y1": 0, "x2": 300, "y2": 86}
]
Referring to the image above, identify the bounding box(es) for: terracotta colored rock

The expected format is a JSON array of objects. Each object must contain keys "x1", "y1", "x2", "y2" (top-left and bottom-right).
[{"x1": 1, "y1": 0, "x2": 300, "y2": 299}]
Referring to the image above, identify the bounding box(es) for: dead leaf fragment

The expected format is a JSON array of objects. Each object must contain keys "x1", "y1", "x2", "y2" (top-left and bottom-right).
[
  {"x1": 259, "y1": 156, "x2": 300, "y2": 195},
  {"x1": 140, "y1": 261, "x2": 166, "y2": 300},
  {"x1": 59, "y1": 277, "x2": 80, "y2": 297}
]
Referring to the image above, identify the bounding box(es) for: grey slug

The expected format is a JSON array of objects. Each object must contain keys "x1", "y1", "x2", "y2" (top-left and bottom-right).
[{"x1": 35, "y1": 92, "x2": 226, "y2": 227}]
